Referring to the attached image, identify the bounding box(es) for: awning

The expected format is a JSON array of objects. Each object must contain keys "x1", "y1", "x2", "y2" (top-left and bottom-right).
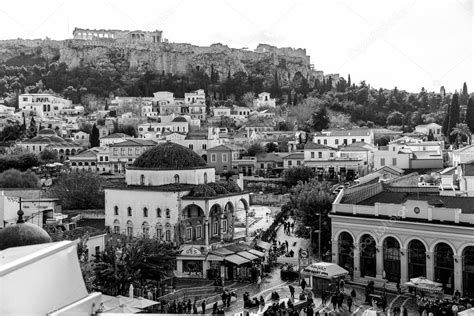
[
  {"x1": 211, "y1": 248, "x2": 235, "y2": 256},
  {"x1": 248, "y1": 249, "x2": 265, "y2": 257},
  {"x1": 404, "y1": 277, "x2": 443, "y2": 293},
  {"x1": 256, "y1": 241, "x2": 272, "y2": 250},
  {"x1": 224, "y1": 254, "x2": 251, "y2": 266},
  {"x1": 237, "y1": 251, "x2": 259, "y2": 261},
  {"x1": 301, "y1": 262, "x2": 348, "y2": 279},
  {"x1": 206, "y1": 254, "x2": 224, "y2": 262}
]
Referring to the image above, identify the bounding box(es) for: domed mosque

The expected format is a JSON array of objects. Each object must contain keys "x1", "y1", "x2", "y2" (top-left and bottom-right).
[
  {"x1": 105, "y1": 141, "x2": 256, "y2": 280},
  {"x1": 0, "y1": 209, "x2": 52, "y2": 251}
]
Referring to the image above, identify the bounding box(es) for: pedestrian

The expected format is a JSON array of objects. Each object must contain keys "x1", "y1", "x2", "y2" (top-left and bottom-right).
[
  {"x1": 322, "y1": 291, "x2": 327, "y2": 305},
  {"x1": 351, "y1": 288, "x2": 356, "y2": 300},
  {"x1": 289, "y1": 285, "x2": 295, "y2": 299},
  {"x1": 187, "y1": 299, "x2": 192, "y2": 313},
  {"x1": 306, "y1": 305, "x2": 314, "y2": 316},
  {"x1": 193, "y1": 301, "x2": 198, "y2": 314},
  {"x1": 212, "y1": 301, "x2": 218, "y2": 314},
  {"x1": 402, "y1": 306, "x2": 408, "y2": 316},
  {"x1": 381, "y1": 295, "x2": 387, "y2": 313},
  {"x1": 331, "y1": 294, "x2": 338, "y2": 311},
  {"x1": 221, "y1": 291, "x2": 227, "y2": 307},
  {"x1": 347, "y1": 296, "x2": 353, "y2": 312},
  {"x1": 226, "y1": 292, "x2": 231, "y2": 307},
  {"x1": 337, "y1": 291, "x2": 343, "y2": 310},
  {"x1": 201, "y1": 299, "x2": 206, "y2": 314},
  {"x1": 285, "y1": 240, "x2": 289, "y2": 250},
  {"x1": 300, "y1": 278, "x2": 307, "y2": 291},
  {"x1": 290, "y1": 222, "x2": 294, "y2": 233},
  {"x1": 257, "y1": 275, "x2": 262, "y2": 289}
]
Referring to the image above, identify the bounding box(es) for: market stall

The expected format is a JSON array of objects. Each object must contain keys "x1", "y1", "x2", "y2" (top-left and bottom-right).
[{"x1": 301, "y1": 262, "x2": 348, "y2": 295}]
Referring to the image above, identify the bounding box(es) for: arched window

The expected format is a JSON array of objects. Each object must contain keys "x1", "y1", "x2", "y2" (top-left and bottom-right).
[
  {"x1": 143, "y1": 207, "x2": 148, "y2": 217},
  {"x1": 435, "y1": 243, "x2": 455, "y2": 294},
  {"x1": 383, "y1": 237, "x2": 400, "y2": 282},
  {"x1": 408, "y1": 239, "x2": 426, "y2": 279},
  {"x1": 157, "y1": 208, "x2": 162, "y2": 217},
  {"x1": 114, "y1": 206, "x2": 119, "y2": 216},
  {"x1": 338, "y1": 232, "x2": 354, "y2": 272},
  {"x1": 140, "y1": 174, "x2": 145, "y2": 185},
  {"x1": 127, "y1": 207, "x2": 132, "y2": 216},
  {"x1": 113, "y1": 219, "x2": 120, "y2": 234},
  {"x1": 463, "y1": 246, "x2": 474, "y2": 297},
  {"x1": 126, "y1": 220, "x2": 133, "y2": 236},
  {"x1": 156, "y1": 225, "x2": 163, "y2": 240},
  {"x1": 165, "y1": 230, "x2": 171, "y2": 241},
  {"x1": 174, "y1": 174, "x2": 180, "y2": 184},
  {"x1": 166, "y1": 209, "x2": 170, "y2": 218},
  {"x1": 142, "y1": 222, "x2": 150, "y2": 237},
  {"x1": 204, "y1": 172, "x2": 208, "y2": 184},
  {"x1": 360, "y1": 234, "x2": 376, "y2": 278}
]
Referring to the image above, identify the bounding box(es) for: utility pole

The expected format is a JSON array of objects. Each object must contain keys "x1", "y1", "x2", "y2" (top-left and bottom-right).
[{"x1": 318, "y1": 212, "x2": 322, "y2": 261}]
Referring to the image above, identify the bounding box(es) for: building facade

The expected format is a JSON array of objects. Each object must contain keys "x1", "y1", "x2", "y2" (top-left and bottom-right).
[{"x1": 331, "y1": 174, "x2": 474, "y2": 296}]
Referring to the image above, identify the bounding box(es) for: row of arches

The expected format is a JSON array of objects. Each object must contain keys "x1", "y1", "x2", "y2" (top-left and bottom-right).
[
  {"x1": 71, "y1": 161, "x2": 96, "y2": 166},
  {"x1": 113, "y1": 219, "x2": 173, "y2": 241},
  {"x1": 337, "y1": 231, "x2": 474, "y2": 296}
]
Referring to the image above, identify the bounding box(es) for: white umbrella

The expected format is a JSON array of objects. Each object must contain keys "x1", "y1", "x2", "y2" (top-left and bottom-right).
[
  {"x1": 129, "y1": 284, "x2": 134, "y2": 298},
  {"x1": 105, "y1": 304, "x2": 142, "y2": 313},
  {"x1": 116, "y1": 295, "x2": 135, "y2": 305}
]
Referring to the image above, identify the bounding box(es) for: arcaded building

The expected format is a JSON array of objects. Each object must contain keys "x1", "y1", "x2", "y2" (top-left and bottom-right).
[{"x1": 331, "y1": 173, "x2": 474, "y2": 297}]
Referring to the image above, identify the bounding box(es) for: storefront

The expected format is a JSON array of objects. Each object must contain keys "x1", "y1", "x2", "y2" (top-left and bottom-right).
[{"x1": 176, "y1": 246, "x2": 206, "y2": 278}]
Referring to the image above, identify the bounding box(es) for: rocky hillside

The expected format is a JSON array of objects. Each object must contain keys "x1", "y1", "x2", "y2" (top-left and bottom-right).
[{"x1": 0, "y1": 39, "x2": 312, "y2": 81}]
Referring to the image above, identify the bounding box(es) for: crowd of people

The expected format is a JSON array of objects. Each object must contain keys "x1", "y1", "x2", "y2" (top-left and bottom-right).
[{"x1": 415, "y1": 291, "x2": 474, "y2": 316}]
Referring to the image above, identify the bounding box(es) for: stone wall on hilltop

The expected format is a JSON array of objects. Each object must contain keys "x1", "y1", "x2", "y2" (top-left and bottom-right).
[{"x1": 0, "y1": 39, "x2": 312, "y2": 81}]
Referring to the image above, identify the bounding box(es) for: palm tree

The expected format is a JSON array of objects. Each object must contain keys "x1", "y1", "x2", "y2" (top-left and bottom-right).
[{"x1": 450, "y1": 123, "x2": 471, "y2": 148}]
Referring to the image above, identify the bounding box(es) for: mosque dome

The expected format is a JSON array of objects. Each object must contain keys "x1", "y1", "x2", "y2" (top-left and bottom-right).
[
  {"x1": 172, "y1": 116, "x2": 188, "y2": 123},
  {"x1": 132, "y1": 142, "x2": 207, "y2": 170},
  {"x1": 0, "y1": 210, "x2": 52, "y2": 251},
  {"x1": 38, "y1": 128, "x2": 56, "y2": 136}
]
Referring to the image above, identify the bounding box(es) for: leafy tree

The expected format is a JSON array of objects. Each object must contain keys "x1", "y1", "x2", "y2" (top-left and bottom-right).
[
  {"x1": 310, "y1": 107, "x2": 330, "y2": 132},
  {"x1": 0, "y1": 152, "x2": 39, "y2": 173},
  {"x1": 39, "y1": 149, "x2": 58, "y2": 162},
  {"x1": 94, "y1": 237, "x2": 177, "y2": 296},
  {"x1": 89, "y1": 124, "x2": 100, "y2": 147},
  {"x1": 46, "y1": 172, "x2": 105, "y2": 210},
  {"x1": 114, "y1": 124, "x2": 137, "y2": 138},
  {"x1": 288, "y1": 179, "x2": 334, "y2": 255},
  {"x1": 0, "y1": 123, "x2": 24, "y2": 141},
  {"x1": 282, "y1": 166, "x2": 315, "y2": 187},
  {"x1": 0, "y1": 169, "x2": 40, "y2": 188},
  {"x1": 386, "y1": 111, "x2": 404, "y2": 126},
  {"x1": 246, "y1": 143, "x2": 265, "y2": 157},
  {"x1": 265, "y1": 142, "x2": 278, "y2": 153},
  {"x1": 465, "y1": 98, "x2": 474, "y2": 133}
]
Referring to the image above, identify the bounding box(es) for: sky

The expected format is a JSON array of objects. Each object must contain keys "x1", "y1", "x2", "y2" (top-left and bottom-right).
[{"x1": 0, "y1": 0, "x2": 472, "y2": 93}]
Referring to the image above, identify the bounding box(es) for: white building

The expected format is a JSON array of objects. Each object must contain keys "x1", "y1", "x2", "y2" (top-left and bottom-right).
[
  {"x1": 19, "y1": 93, "x2": 72, "y2": 118},
  {"x1": 313, "y1": 128, "x2": 375, "y2": 147},
  {"x1": 253, "y1": 92, "x2": 276, "y2": 109},
  {"x1": 0, "y1": 104, "x2": 15, "y2": 116},
  {"x1": 415, "y1": 123, "x2": 443, "y2": 138},
  {"x1": 452, "y1": 145, "x2": 474, "y2": 167},
  {"x1": 99, "y1": 133, "x2": 131, "y2": 147},
  {"x1": 137, "y1": 116, "x2": 189, "y2": 138},
  {"x1": 104, "y1": 142, "x2": 252, "y2": 279}
]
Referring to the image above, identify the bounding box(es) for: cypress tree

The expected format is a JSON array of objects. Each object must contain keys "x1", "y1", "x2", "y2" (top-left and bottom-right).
[
  {"x1": 90, "y1": 124, "x2": 100, "y2": 148},
  {"x1": 448, "y1": 93, "x2": 460, "y2": 142},
  {"x1": 466, "y1": 98, "x2": 474, "y2": 133},
  {"x1": 442, "y1": 102, "x2": 451, "y2": 137},
  {"x1": 347, "y1": 74, "x2": 351, "y2": 88}
]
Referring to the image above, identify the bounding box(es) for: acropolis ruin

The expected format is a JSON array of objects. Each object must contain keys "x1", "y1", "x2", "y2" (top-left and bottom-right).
[{"x1": 72, "y1": 28, "x2": 162, "y2": 43}]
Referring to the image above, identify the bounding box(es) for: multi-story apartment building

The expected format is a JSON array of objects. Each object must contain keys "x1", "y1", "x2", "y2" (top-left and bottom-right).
[
  {"x1": 109, "y1": 139, "x2": 157, "y2": 174},
  {"x1": 19, "y1": 94, "x2": 73, "y2": 118}
]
